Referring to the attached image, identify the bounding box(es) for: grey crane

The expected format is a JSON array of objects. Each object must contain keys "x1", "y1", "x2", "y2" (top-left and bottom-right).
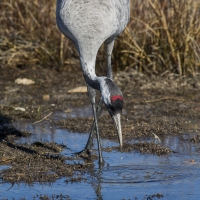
[{"x1": 56, "y1": 0, "x2": 130, "y2": 165}]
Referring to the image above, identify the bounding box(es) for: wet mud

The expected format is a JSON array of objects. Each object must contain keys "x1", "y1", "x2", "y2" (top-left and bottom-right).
[{"x1": 1, "y1": 67, "x2": 200, "y2": 199}]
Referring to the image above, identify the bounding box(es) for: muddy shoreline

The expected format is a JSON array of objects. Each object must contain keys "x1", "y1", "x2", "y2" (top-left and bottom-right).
[{"x1": 1, "y1": 66, "x2": 200, "y2": 184}]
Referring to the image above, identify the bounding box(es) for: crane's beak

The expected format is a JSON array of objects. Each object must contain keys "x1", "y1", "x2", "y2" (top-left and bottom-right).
[{"x1": 112, "y1": 113, "x2": 122, "y2": 147}]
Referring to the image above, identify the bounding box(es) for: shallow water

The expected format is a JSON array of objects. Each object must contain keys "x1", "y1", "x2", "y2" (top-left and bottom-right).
[
  {"x1": 53, "y1": 106, "x2": 94, "y2": 119},
  {"x1": 1, "y1": 114, "x2": 200, "y2": 199}
]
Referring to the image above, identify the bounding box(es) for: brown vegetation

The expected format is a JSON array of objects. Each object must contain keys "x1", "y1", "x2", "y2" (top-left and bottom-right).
[
  {"x1": 124, "y1": 0, "x2": 200, "y2": 75},
  {"x1": 0, "y1": 0, "x2": 200, "y2": 75}
]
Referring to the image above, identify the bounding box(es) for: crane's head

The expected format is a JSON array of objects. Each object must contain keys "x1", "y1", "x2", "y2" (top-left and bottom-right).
[{"x1": 100, "y1": 78, "x2": 123, "y2": 147}]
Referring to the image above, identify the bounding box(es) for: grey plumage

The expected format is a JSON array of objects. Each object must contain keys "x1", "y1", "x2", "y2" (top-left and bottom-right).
[
  {"x1": 56, "y1": 0, "x2": 130, "y2": 165},
  {"x1": 56, "y1": 0, "x2": 130, "y2": 45}
]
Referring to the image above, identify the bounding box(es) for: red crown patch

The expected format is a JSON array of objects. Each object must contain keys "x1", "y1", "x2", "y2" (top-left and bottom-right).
[{"x1": 111, "y1": 95, "x2": 123, "y2": 102}]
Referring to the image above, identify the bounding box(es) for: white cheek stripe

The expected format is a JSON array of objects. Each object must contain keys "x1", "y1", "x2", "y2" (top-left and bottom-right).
[{"x1": 99, "y1": 78, "x2": 111, "y2": 105}]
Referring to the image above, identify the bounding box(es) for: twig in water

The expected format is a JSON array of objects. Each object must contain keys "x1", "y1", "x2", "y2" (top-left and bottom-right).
[
  {"x1": 152, "y1": 132, "x2": 161, "y2": 143},
  {"x1": 132, "y1": 97, "x2": 187, "y2": 104},
  {"x1": 33, "y1": 112, "x2": 53, "y2": 124}
]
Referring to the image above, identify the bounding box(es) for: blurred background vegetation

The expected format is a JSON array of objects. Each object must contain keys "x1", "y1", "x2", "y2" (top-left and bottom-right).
[{"x1": 0, "y1": 0, "x2": 200, "y2": 76}]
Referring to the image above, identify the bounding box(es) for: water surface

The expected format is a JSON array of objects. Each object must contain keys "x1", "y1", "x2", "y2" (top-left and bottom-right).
[{"x1": 1, "y1": 113, "x2": 200, "y2": 199}]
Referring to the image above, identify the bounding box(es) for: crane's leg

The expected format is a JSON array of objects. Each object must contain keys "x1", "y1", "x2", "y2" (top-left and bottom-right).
[
  {"x1": 76, "y1": 40, "x2": 115, "y2": 162},
  {"x1": 76, "y1": 96, "x2": 103, "y2": 155},
  {"x1": 105, "y1": 40, "x2": 115, "y2": 80},
  {"x1": 87, "y1": 85, "x2": 103, "y2": 164}
]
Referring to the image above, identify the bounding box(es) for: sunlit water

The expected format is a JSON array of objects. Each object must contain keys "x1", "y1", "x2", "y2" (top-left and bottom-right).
[{"x1": 1, "y1": 112, "x2": 200, "y2": 199}]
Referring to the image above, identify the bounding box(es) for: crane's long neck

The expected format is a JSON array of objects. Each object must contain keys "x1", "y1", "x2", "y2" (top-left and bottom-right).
[
  {"x1": 80, "y1": 58, "x2": 99, "y2": 90},
  {"x1": 78, "y1": 43, "x2": 114, "y2": 98},
  {"x1": 79, "y1": 50, "x2": 104, "y2": 91},
  {"x1": 80, "y1": 52, "x2": 122, "y2": 106}
]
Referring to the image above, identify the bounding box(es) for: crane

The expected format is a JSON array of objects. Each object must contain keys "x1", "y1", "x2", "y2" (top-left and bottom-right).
[{"x1": 56, "y1": 0, "x2": 130, "y2": 165}]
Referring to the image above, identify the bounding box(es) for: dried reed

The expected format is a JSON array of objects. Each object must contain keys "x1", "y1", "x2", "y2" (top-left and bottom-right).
[
  {"x1": 121, "y1": 0, "x2": 200, "y2": 75},
  {"x1": 0, "y1": 0, "x2": 199, "y2": 75}
]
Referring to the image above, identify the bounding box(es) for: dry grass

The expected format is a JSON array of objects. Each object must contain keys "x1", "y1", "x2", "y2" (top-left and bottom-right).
[
  {"x1": 0, "y1": 0, "x2": 200, "y2": 75},
  {"x1": 122, "y1": 0, "x2": 200, "y2": 75},
  {"x1": 0, "y1": 0, "x2": 77, "y2": 69}
]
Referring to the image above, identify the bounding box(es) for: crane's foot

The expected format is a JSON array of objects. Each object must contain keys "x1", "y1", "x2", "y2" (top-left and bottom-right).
[
  {"x1": 98, "y1": 157, "x2": 104, "y2": 168},
  {"x1": 75, "y1": 148, "x2": 105, "y2": 168},
  {"x1": 75, "y1": 148, "x2": 92, "y2": 159}
]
